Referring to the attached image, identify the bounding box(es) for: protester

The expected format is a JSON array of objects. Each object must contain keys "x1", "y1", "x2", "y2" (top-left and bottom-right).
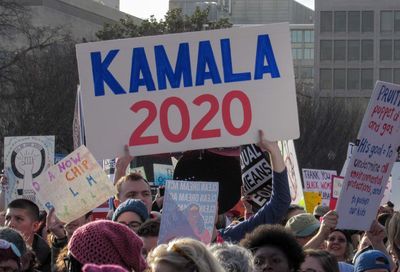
[
  {"x1": 301, "y1": 249, "x2": 339, "y2": 272},
  {"x1": 301, "y1": 210, "x2": 339, "y2": 250},
  {"x1": 147, "y1": 237, "x2": 225, "y2": 272},
  {"x1": 285, "y1": 213, "x2": 321, "y2": 246},
  {"x1": 112, "y1": 199, "x2": 149, "y2": 233},
  {"x1": 209, "y1": 242, "x2": 254, "y2": 272},
  {"x1": 325, "y1": 230, "x2": 353, "y2": 263},
  {"x1": 0, "y1": 227, "x2": 27, "y2": 257},
  {"x1": 281, "y1": 204, "x2": 305, "y2": 225},
  {"x1": 5, "y1": 199, "x2": 50, "y2": 272},
  {"x1": 353, "y1": 250, "x2": 391, "y2": 272},
  {"x1": 114, "y1": 173, "x2": 153, "y2": 213},
  {"x1": 137, "y1": 219, "x2": 160, "y2": 258},
  {"x1": 216, "y1": 130, "x2": 291, "y2": 243},
  {"x1": 67, "y1": 220, "x2": 147, "y2": 272},
  {"x1": 0, "y1": 239, "x2": 22, "y2": 272},
  {"x1": 47, "y1": 208, "x2": 93, "y2": 271},
  {"x1": 240, "y1": 224, "x2": 305, "y2": 272},
  {"x1": 386, "y1": 212, "x2": 400, "y2": 270}
]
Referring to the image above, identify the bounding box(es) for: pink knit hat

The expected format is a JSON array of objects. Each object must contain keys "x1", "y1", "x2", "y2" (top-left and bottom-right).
[
  {"x1": 83, "y1": 264, "x2": 128, "y2": 272},
  {"x1": 68, "y1": 220, "x2": 147, "y2": 272}
]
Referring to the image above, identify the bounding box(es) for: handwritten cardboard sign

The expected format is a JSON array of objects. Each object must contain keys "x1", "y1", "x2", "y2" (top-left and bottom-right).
[
  {"x1": 3, "y1": 136, "x2": 54, "y2": 205},
  {"x1": 33, "y1": 146, "x2": 117, "y2": 223},
  {"x1": 336, "y1": 81, "x2": 400, "y2": 230},
  {"x1": 76, "y1": 23, "x2": 299, "y2": 160},
  {"x1": 158, "y1": 180, "x2": 218, "y2": 244},
  {"x1": 302, "y1": 169, "x2": 337, "y2": 206}
]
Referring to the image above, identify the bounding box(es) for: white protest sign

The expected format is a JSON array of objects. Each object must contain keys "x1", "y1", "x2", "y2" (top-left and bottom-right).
[
  {"x1": 3, "y1": 136, "x2": 54, "y2": 205},
  {"x1": 340, "y1": 142, "x2": 355, "y2": 177},
  {"x1": 33, "y1": 146, "x2": 117, "y2": 223},
  {"x1": 76, "y1": 23, "x2": 299, "y2": 160},
  {"x1": 158, "y1": 180, "x2": 218, "y2": 244},
  {"x1": 389, "y1": 162, "x2": 400, "y2": 208},
  {"x1": 336, "y1": 81, "x2": 400, "y2": 230},
  {"x1": 279, "y1": 140, "x2": 303, "y2": 204},
  {"x1": 302, "y1": 169, "x2": 337, "y2": 206},
  {"x1": 72, "y1": 86, "x2": 85, "y2": 150},
  {"x1": 329, "y1": 176, "x2": 344, "y2": 210}
]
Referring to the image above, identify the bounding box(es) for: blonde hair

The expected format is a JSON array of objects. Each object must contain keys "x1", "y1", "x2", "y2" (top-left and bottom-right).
[{"x1": 147, "y1": 238, "x2": 225, "y2": 272}]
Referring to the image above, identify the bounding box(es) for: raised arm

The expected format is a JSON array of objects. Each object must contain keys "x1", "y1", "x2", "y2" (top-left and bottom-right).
[
  {"x1": 220, "y1": 130, "x2": 290, "y2": 242},
  {"x1": 113, "y1": 145, "x2": 134, "y2": 185}
]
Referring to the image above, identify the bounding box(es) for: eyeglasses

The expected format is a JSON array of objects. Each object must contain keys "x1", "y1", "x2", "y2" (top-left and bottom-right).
[
  {"x1": 0, "y1": 239, "x2": 21, "y2": 258},
  {"x1": 119, "y1": 220, "x2": 142, "y2": 231}
]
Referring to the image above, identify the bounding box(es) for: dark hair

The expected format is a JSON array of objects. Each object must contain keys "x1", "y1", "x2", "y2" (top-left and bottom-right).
[
  {"x1": 304, "y1": 249, "x2": 339, "y2": 272},
  {"x1": 67, "y1": 254, "x2": 83, "y2": 272},
  {"x1": 7, "y1": 199, "x2": 39, "y2": 221},
  {"x1": 281, "y1": 204, "x2": 305, "y2": 225},
  {"x1": 240, "y1": 224, "x2": 305, "y2": 271},
  {"x1": 137, "y1": 219, "x2": 160, "y2": 237}
]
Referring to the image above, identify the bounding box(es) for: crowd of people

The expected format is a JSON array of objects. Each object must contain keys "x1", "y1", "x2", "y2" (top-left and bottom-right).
[{"x1": 0, "y1": 131, "x2": 399, "y2": 272}]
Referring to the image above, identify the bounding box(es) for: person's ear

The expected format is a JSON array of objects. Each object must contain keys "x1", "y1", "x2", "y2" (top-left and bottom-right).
[
  {"x1": 114, "y1": 198, "x2": 120, "y2": 209},
  {"x1": 32, "y1": 221, "x2": 41, "y2": 233}
]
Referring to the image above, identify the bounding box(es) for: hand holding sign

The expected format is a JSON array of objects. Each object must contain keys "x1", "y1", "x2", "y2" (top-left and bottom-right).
[{"x1": 257, "y1": 130, "x2": 285, "y2": 173}]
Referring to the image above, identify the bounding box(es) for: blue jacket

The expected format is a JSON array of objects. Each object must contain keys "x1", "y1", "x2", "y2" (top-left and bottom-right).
[{"x1": 219, "y1": 169, "x2": 290, "y2": 243}]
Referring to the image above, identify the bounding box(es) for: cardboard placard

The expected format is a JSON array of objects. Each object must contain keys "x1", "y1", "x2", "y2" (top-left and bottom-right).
[
  {"x1": 158, "y1": 180, "x2": 218, "y2": 244},
  {"x1": 3, "y1": 136, "x2": 55, "y2": 205},
  {"x1": 302, "y1": 169, "x2": 337, "y2": 206},
  {"x1": 33, "y1": 146, "x2": 117, "y2": 223},
  {"x1": 76, "y1": 23, "x2": 299, "y2": 159},
  {"x1": 279, "y1": 140, "x2": 303, "y2": 204},
  {"x1": 336, "y1": 81, "x2": 400, "y2": 230}
]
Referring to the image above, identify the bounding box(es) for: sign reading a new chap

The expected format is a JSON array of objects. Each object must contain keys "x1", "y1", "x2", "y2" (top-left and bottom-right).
[{"x1": 76, "y1": 23, "x2": 299, "y2": 159}]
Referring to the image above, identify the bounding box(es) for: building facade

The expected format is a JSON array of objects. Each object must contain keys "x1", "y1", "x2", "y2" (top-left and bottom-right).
[
  {"x1": 17, "y1": 0, "x2": 140, "y2": 41},
  {"x1": 291, "y1": 24, "x2": 315, "y2": 94},
  {"x1": 315, "y1": 0, "x2": 400, "y2": 97},
  {"x1": 169, "y1": 0, "x2": 314, "y2": 25}
]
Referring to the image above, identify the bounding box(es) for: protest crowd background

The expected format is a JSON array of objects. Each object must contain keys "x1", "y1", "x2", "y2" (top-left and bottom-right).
[{"x1": 1, "y1": 1, "x2": 400, "y2": 272}]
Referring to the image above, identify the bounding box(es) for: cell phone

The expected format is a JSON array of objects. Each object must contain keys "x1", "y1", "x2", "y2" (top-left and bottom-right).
[{"x1": 159, "y1": 186, "x2": 165, "y2": 196}]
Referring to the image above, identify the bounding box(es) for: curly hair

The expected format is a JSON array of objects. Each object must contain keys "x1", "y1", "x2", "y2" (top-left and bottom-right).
[{"x1": 240, "y1": 224, "x2": 305, "y2": 271}]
